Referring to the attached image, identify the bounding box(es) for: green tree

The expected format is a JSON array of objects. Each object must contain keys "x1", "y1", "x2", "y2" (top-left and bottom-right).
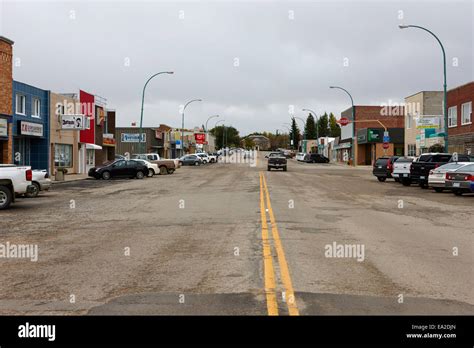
[
  {"x1": 328, "y1": 113, "x2": 341, "y2": 137},
  {"x1": 289, "y1": 117, "x2": 300, "y2": 150},
  {"x1": 210, "y1": 126, "x2": 240, "y2": 149},
  {"x1": 317, "y1": 113, "x2": 329, "y2": 137},
  {"x1": 304, "y1": 113, "x2": 317, "y2": 139}
]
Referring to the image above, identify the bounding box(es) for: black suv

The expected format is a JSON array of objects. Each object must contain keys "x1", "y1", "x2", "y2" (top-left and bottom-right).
[
  {"x1": 89, "y1": 160, "x2": 149, "y2": 180},
  {"x1": 373, "y1": 156, "x2": 400, "y2": 182},
  {"x1": 305, "y1": 153, "x2": 329, "y2": 163}
]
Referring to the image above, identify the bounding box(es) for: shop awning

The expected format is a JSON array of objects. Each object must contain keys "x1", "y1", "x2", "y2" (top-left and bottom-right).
[{"x1": 85, "y1": 143, "x2": 102, "y2": 150}]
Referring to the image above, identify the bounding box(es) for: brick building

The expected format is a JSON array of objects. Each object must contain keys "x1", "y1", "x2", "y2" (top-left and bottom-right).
[
  {"x1": 447, "y1": 82, "x2": 473, "y2": 154},
  {"x1": 0, "y1": 36, "x2": 14, "y2": 164},
  {"x1": 338, "y1": 105, "x2": 405, "y2": 165}
]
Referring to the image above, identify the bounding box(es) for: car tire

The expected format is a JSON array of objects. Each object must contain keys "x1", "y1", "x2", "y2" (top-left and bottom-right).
[
  {"x1": 210, "y1": 159, "x2": 215, "y2": 163},
  {"x1": 0, "y1": 185, "x2": 13, "y2": 210},
  {"x1": 433, "y1": 187, "x2": 444, "y2": 193},
  {"x1": 377, "y1": 177, "x2": 386, "y2": 182},
  {"x1": 194, "y1": 161, "x2": 200, "y2": 166},
  {"x1": 267, "y1": 166, "x2": 271, "y2": 171},
  {"x1": 159, "y1": 166, "x2": 168, "y2": 175},
  {"x1": 136, "y1": 171, "x2": 145, "y2": 179},
  {"x1": 167, "y1": 169, "x2": 175, "y2": 174},
  {"x1": 25, "y1": 182, "x2": 40, "y2": 198},
  {"x1": 148, "y1": 169, "x2": 155, "y2": 177},
  {"x1": 283, "y1": 166, "x2": 287, "y2": 171},
  {"x1": 419, "y1": 182, "x2": 428, "y2": 189},
  {"x1": 453, "y1": 190, "x2": 462, "y2": 196},
  {"x1": 102, "y1": 171, "x2": 111, "y2": 180},
  {"x1": 394, "y1": 178, "x2": 400, "y2": 183},
  {"x1": 402, "y1": 179, "x2": 411, "y2": 186}
]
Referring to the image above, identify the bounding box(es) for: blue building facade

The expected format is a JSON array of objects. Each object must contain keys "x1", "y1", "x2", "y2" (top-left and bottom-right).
[{"x1": 12, "y1": 81, "x2": 50, "y2": 171}]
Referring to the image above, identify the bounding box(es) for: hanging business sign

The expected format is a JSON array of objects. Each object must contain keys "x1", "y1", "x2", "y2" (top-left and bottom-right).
[
  {"x1": 120, "y1": 133, "x2": 146, "y2": 143},
  {"x1": 416, "y1": 116, "x2": 441, "y2": 129},
  {"x1": 0, "y1": 118, "x2": 8, "y2": 137},
  {"x1": 194, "y1": 133, "x2": 206, "y2": 144},
  {"x1": 20, "y1": 121, "x2": 43, "y2": 137},
  {"x1": 61, "y1": 115, "x2": 85, "y2": 130}
]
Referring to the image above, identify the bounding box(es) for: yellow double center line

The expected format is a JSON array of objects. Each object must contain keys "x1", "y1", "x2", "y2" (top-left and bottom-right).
[{"x1": 259, "y1": 172, "x2": 299, "y2": 316}]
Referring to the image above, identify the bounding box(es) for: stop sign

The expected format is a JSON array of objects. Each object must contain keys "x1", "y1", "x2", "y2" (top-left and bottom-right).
[
  {"x1": 339, "y1": 117, "x2": 349, "y2": 126},
  {"x1": 382, "y1": 142, "x2": 389, "y2": 149}
]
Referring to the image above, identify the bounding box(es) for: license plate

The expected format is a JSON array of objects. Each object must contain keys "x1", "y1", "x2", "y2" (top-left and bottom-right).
[
  {"x1": 378, "y1": 166, "x2": 382, "y2": 169},
  {"x1": 420, "y1": 176, "x2": 425, "y2": 179},
  {"x1": 403, "y1": 174, "x2": 408, "y2": 177},
  {"x1": 453, "y1": 182, "x2": 460, "y2": 187}
]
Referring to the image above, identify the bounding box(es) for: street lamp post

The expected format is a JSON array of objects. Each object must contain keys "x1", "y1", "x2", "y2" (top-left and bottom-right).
[
  {"x1": 302, "y1": 108, "x2": 319, "y2": 152},
  {"x1": 330, "y1": 86, "x2": 355, "y2": 166},
  {"x1": 139, "y1": 71, "x2": 174, "y2": 153},
  {"x1": 181, "y1": 98, "x2": 202, "y2": 156},
  {"x1": 399, "y1": 24, "x2": 448, "y2": 152},
  {"x1": 205, "y1": 114, "x2": 219, "y2": 152}
]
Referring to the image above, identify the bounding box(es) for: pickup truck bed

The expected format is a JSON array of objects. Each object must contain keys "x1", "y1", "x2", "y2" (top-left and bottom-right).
[{"x1": 0, "y1": 165, "x2": 35, "y2": 209}]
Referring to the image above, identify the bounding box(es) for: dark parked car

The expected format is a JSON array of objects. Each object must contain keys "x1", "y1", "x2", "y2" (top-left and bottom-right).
[
  {"x1": 305, "y1": 153, "x2": 329, "y2": 163},
  {"x1": 410, "y1": 153, "x2": 452, "y2": 188},
  {"x1": 179, "y1": 154, "x2": 202, "y2": 166},
  {"x1": 88, "y1": 160, "x2": 148, "y2": 180},
  {"x1": 372, "y1": 156, "x2": 400, "y2": 182},
  {"x1": 267, "y1": 152, "x2": 287, "y2": 171}
]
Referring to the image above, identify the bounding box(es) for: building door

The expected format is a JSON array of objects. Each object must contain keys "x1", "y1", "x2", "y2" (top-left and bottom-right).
[
  {"x1": 86, "y1": 149, "x2": 95, "y2": 172},
  {"x1": 16, "y1": 137, "x2": 31, "y2": 166}
]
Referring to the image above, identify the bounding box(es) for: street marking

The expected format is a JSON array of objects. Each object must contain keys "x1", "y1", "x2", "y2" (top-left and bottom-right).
[
  {"x1": 261, "y1": 173, "x2": 300, "y2": 316},
  {"x1": 259, "y1": 172, "x2": 279, "y2": 315}
]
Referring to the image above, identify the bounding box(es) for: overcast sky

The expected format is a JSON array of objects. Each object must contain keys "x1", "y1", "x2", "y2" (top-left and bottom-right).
[{"x1": 1, "y1": 0, "x2": 472, "y2": 135}]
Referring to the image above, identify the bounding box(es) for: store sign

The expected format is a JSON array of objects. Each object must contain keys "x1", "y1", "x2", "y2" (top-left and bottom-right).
[
  {"x1": 20, "y1": 121, "x2": 43, "y2": 137},
  {"x1": 195, "y1": 133, "x2": 206, "y2": 144},
  {"x1": 416, "y1": 116, "x2": 440, "y2": 129},
  {"x1": 121, "y1": 133, "x2": 146, "y2": 143},
  {"x1": 103, "y1": 133, "x2": 116, "y2": 146},
  {"x1": 61, "y1": 115, "x2": 85, "y2": 130},
  {"x1": 175, "y1": 139, "x2": 182, "y2": 149},
  {"x1": 368, "y1": 129, "x2": 381, "y2": 142},
  {"x1": 0, "y1": 118, "x2": 8, "y2": 137}
]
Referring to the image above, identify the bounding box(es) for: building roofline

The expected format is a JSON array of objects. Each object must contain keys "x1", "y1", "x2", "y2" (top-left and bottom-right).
[
  {"x1": 404, "y1": 90, "x2": 443, "y2": 99},
  {"x1": 0, "y1": 36, "x2": 14, "y2": 45},
  {"x1": 13, "y1": 80, "x2": 49, "y2": 93},
  {"x1": 448, "y1": 81, "x2": 474, "y2": 93}
]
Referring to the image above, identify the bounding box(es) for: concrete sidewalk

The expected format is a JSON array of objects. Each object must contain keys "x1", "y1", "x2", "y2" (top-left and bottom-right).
[{"x1": 51, "y1": 173, "x2": 90, "y2": 184}]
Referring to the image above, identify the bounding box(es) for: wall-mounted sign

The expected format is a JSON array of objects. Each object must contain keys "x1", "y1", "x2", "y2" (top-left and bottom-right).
[
  {"x1": 416, "y1": 116, "x2": 441, "y2": 129},
  {"x1": 0, "y1": 118, "x2": 8, "y2": 137},
  {"x1": 61, "y1": 115, "x2": 85, "y2": 130},
  {"x1": 20, "y1": 121, "x2": 43, "y2": 137},
  {"x1": 121, "y1": 133, "x2": 146, "y2": 143},
  {"x1": 194, "y1": 133, "x2": 206, "y2": 144},
  {"x1": 103, "y1": 133, "x2": 116, "y2": 146}
]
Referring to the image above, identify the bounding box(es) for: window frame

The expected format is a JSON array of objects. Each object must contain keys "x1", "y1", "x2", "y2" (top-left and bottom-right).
[
  {"x1": 16, "y1": 94, "x2": 26, "y2": 115},
  {"x1": 448, "y1": 106, "x2": 457, "y2": 128},
  {"x1": 461, "y1": 102, "x2": 472, "y2": 126},
  {"x1": 32, "y1": 98, "x2": 41, "y2": 118}
]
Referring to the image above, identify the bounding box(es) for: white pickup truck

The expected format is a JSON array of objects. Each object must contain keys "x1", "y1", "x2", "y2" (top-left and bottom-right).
[{"x1": 0, "y1": 165, "x2": 35, "y2": 210}]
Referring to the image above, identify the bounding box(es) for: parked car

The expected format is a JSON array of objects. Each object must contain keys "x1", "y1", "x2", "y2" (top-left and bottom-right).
[
  {"x1": 448, "y1": 153, "x2": 474, "y2": 163},
  {"x1": 295, "y1": 153, "x2": 307, "y2": 161},
  {"x1": 132, "y1": 153, "x2": 177, "y2": 175},
  {"x1": 132, "y1": 159, "x2": 159, "y2": 177},
  {"x1": 445, "y1": 163, "x2": 474, "y2": 195},
  {"x1": 372, "y1": 156, "x2": 400, "y2": 182},
  {"x1": 179, "y1": 154, "x2": 202, "y2": 166},
  {"x1": 88, "y1": 160, "x2": 148, "y2": 180},
  {"x1": 267, "y1": 152, "x2": 287, "y2": 171},
  {"x1": 305, "y1": 153, "x2": 329, "y2": 163},
  {"x1": 0, "y1": 164, "x2": 35, "y2": 210},
  {"x1": 410, "y1": 153, "x2": 452, "y2": 188},
  {"x1": 195, "y1": 153, "x2": 210, "y2": 164},
  {"x1": 428, "y1": 162, "x2": 472, "y2": 192},
  {"x1": 392, "y1": 156, "x2": 415, "y2": 185},
  {"x1": 25, "y1": 169, "x2": 52, "y2": 198}
]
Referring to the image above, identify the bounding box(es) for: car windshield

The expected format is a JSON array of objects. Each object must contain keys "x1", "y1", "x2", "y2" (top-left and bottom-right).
[
  {"x1": 395, "y1": 157, "x2": 413, "y2": 163},
  {"x1": 269, "y1": 153, "x2": 282, "y2": 157},
  {"x1": 375, "y1": 158, "x2": 388, "y2": 165}
]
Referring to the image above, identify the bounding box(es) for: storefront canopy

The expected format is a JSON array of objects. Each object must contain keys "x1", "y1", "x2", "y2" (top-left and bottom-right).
[{"x1": 85, "y1": 143, "x2": 102, "y2": 150}]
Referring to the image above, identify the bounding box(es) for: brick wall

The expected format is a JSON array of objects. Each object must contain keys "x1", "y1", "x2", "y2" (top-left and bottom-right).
[
  {"x1": 0, "y1": 37, "x2": 13, "y2": 163},
  {"x1": 447, "y1": 82, "x2": 474, "y2": 137},
  {"x1": 351, "y1": 106, "x2": 405, "y2": 131}
]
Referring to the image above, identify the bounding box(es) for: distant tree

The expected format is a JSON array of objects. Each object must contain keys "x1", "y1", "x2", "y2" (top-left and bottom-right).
[
  {"x1": 289, "y1": 117, "x2": 300, "y2": 150},
  {"x1": 429, "y1": 143, "x2": 445, "y2": 153},
  {"x1": 317, "y1": 113, "x2": 329, "y2": 137},
  {"x1": 210, "y1": 126, "x2": 240, "y2": 148},
  {"x1": 328, "y1": 113, "x2": 341, "y2": 137},
  {"x1": 304, "y1": 113, "x2": 317, "y2": 139},
  {"x1": 243, "y1": 137, "x2": 254, "y2": 149}
]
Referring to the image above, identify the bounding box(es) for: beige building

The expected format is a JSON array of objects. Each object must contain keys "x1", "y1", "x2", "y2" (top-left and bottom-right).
[
  {"x1": 404, "y1": 91, "x2": 444, "y2": 156},
  {"x1": 50, "y1": 93, "x2": 80, "y2": 174}
]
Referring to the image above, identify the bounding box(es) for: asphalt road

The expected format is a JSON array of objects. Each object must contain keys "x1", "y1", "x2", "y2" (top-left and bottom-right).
[{"x1": 0, "y1": 152, "x2": 472, "y2": 315}]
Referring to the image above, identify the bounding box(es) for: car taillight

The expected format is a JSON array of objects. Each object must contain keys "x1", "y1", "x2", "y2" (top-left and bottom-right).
[
  {"x1": 464, "y1": 174, "x2": 474, "y2": 181},
  {"x1": 26, "y1": 169, "x2": 32, "y2": 181}
]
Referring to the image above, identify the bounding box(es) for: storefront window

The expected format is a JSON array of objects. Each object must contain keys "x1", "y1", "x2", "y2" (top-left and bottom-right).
[
  {"x1": 86, "y1": 149, "x2": 94, "y2": 166},
  {"x1": 55, "y1": 144, "x2": 73, "y2": 167}
]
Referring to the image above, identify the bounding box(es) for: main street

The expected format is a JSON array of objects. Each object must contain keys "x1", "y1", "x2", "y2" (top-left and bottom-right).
[{"x1": 0, "y1": 153, "x2": 472, "y2": 315}]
